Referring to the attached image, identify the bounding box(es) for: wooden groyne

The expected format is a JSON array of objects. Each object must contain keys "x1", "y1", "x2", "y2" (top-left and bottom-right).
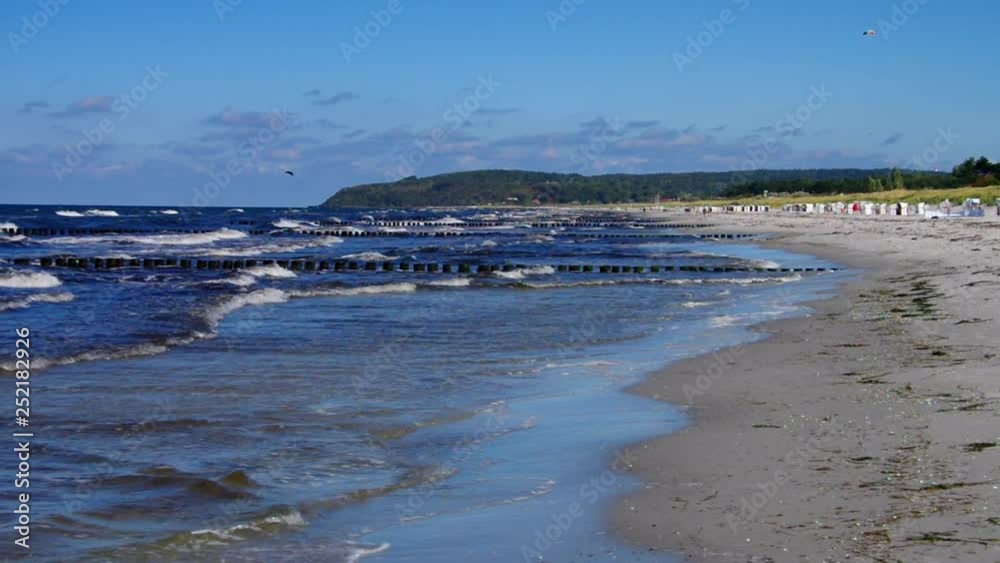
[{"x1": 14, "y1": 255, "x2": 837, "y2": 274}]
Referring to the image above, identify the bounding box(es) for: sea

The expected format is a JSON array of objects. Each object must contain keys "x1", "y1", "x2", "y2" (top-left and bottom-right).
[{"x1": 0, "y1": 205, "x2": 845, "y2": 562}]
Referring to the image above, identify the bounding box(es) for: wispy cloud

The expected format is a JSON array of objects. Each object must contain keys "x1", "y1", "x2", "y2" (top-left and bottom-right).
[
  {"x1": 476, "y1": 107, "x2": 520, "y2": 116},
  {"x1": 49, "y1": 96, "x2": 114, "y2": 118},
  {"x1": 881, "y1": 132, "x2": 903, "y2": 146},
  {"x1": 315, "y1": 118, "x2": 348, "y2": 130},
  {"x1": 201, "y1": 107, "x2": 288, "y2": 129},
  {"x1": 17, "y1": 100, "x2": 51, "y2": 115},
  {"x1": 312, "y1": 91, "x2": 360, "y2": 106},
  {"x1": 626, "y1": 120, "x2": 659, "y2": 130},
  {"x1": 303, "y1": 88, "x2": 322, "y2": 97}
]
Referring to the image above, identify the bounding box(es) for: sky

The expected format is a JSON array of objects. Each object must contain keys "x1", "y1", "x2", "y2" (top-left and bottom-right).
[{"x1": 2, "y1": 0, "x2": 998, "y2": 206}]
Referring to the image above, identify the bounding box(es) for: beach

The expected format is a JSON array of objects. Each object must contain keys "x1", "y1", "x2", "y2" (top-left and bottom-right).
[{"x1": 613, "y1": 212, "x2": 1000, "y2": 561}]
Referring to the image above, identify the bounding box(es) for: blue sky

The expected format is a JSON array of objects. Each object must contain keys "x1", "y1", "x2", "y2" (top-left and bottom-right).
[{"x1": 3, "y1": 0, "x2": 998, "y2": 206}]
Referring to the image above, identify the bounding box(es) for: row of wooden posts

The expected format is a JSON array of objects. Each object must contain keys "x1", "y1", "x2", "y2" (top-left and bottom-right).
[{"x1": 12, "y1": 256, "x2": 836, "y2": 274}]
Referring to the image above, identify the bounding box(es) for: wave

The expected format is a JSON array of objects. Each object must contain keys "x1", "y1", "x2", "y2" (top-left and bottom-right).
[
  {"x1": 118, "y1": 506, "x2": 307, "y2": 556},
  {"x1": 56, "y1": 209, "x2": 120, "y2": 217},
  {"x1": 0, "y1": 281, "x2": 425, "y2": 373},
  {"x1": 710, "y1": 315, "x2": 739, "y2": 328},
  {"x1": 0, "y1": 292, "x2": 74, "y2": 312},
  {"x1": 521, "y1": 274, "x2": 803, "y2": 290},
  {"x1": 272, "y1": 218, "x2": 318, "y2": 229},
  {"x1": 291, "y1": 282, "x2": 417, "y2": 298},
  {"x1": 246, "y1": 265, "x2": 297, "y2": 279},
  {"x1": 226, "y1": 208, "x2": 244, "y2": 213},
  {"x1": 0, "y1": 235, "x2": 26, "y2": 243},
  {"x1": 0, "y1": 222, "x2": 18, "y2": 230},
  {"x1": 158, "y1": 209, "x2": 179, "y2": 215},
  {"x1": 339, "y1": 252, "x2": 399, "y2": 261},
  {"x1": 204, "y1": 288, "x2": 290, "y2": 327},
  {"x1": 85, "y1": 209, "x2": 120, "y2": 217},
  {"x1": 432, "y1": 216, "x2": 465, "y2": 225},
  {"x1": 425, "y1": 278, "x2": 472, "y2": 288},
  {"x1": 493, "y1": 265, "x2": 555, "y2": 280},
  {"x1": 0, "y1": 271, "x2": 62, "y2": 288},
  {"x1": 680, "y1": 301, "x2": 711, "y2": 308},
  {"x1": 202, "y1": 266, "x2": 295, "y2": 287},
  {"x1": 346, "y1": 542, "x2": 391, "y2": 563},
  {"x1": 49, "y1": 228, "x2": 248, "y2": 246},
  {"x1": 0, "y1": 341, "x2": 182, "y2": 372},
  {"x1": 189, "y1": 236, "x2": 343, "y2": 257}
]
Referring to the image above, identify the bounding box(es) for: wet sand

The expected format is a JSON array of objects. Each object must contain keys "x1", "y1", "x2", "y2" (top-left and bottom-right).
[{"x1": 612, "y1": 212, "x2": 1000, "y2": 561}]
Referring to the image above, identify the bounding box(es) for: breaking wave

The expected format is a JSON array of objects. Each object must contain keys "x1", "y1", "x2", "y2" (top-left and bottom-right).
[
  {"x1": 0, "y1": 292, "x2": 74, "y2": 312},
  {"x1": 0, "y1": 271, "x2": 62, "y2": 288}
]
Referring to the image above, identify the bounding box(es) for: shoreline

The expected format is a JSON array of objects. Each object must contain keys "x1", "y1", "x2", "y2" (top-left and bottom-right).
[{"x1": 611, "y1": 213, "x2": 1000, "y2": 561}]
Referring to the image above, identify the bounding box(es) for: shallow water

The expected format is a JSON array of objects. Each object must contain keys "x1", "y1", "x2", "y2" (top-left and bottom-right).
[{"x1": 0, "y1": 205, "x2": 844, "y2": 561}]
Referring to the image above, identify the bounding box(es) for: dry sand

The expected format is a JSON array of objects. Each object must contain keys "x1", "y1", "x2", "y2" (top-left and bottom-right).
[{"x1": 612, "y1": 212, "x2": 1000, "y2": 562}]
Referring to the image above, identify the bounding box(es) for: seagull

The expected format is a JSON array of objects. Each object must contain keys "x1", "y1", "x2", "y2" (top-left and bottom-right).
[{"x1": 284, "y1": 170, "x2": 295, "y2": 176}]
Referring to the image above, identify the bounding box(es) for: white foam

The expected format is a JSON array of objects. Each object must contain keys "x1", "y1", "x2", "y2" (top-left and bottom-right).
[
  {"x1": 426, "y1": 278, "x2": 471, "y2": 287},
  {"x1": 85, "y1": 209, "x2": 119, "y2": 217},
  {"x1": 292, "y1": 282, "x2": 417, "y2": 298},
  {"x1": 205, "y1": 288, "x2": 289, "y2": 327},
  {"x1": 246, "y1": 265, "x2": 297, "y2": 279},
  {"x1": 272, "y1": 218, "x2": 318, "y2": 229},
  {"x1": 523, "y1": 274, "x2": 802, "y2": 289},
  {"x1": 0, "y1": 222, "x2": 18, "y2": 230},
  {"x1": 710, "y1": 315, "x2": 739, "y2": 327},
  {"x1": 752, "y1": 260, "x2": 782, "y2": 269},
  {"x1": 55, "y1": 210, "x2": 84, "y2": 217},
  {"x1": 2, "y1": 341, "x2": 178, "y2": 372},
  {"x1": 159, "y1": 209, "x2": 179, "y2": 215},
  {"x1": 345, "y1": 542, "x2": 391, "y2": 563},
  {"x1": 50, "y1": 228, "x2": 248, "y2": 246},
  {"x1": 0, "y1": 292, "x2": 74, "y2": 312},
  {"x1": 681, "y1": 301, "x2": 711, "y2": 308},
  {"x1": 339, "y1": 252, "x2": 399, "y2": 261},
  {"x1": 0, "y1": 235, "x2": 26, "y2": 242},
  {"x1": 0, "y1": 271, "x2": 62, "y2": 289},
  {"x1": 480, "y1": 240, "x2": 498, "y2": 248},
  {"x1": 493, "y1": 265, "x2": 555, "y2": 280},
  {"x1": 432, "y1": 216, "x2": 465, "y2": 225},
  {"x1": 226, "y1": 208, "x2": 245, "y2": 213},
  {"x1": 190, "y1": 236, "x2": 342, "y2": 257},
  {"x1": 204, "y1": 275, "x2": 257, "y2": 287}
]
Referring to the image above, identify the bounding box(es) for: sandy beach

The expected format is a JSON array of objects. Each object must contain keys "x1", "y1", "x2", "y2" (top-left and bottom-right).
[{"x1": 613, "y1": 211, "x2": 1000, "y2": 561}]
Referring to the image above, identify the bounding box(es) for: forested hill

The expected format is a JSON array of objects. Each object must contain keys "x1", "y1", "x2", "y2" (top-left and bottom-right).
[{"x1": 320, "y1": 168, "x2": 898, "y2": 208}]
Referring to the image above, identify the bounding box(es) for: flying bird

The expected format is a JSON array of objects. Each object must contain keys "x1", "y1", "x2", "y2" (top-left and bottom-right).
[
  {"x1": 284, "y1": 170, "x2": 295, "y2": 176},
  {"x1": 862, "y1": 29, "x2": 877, "y2": 37}
]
